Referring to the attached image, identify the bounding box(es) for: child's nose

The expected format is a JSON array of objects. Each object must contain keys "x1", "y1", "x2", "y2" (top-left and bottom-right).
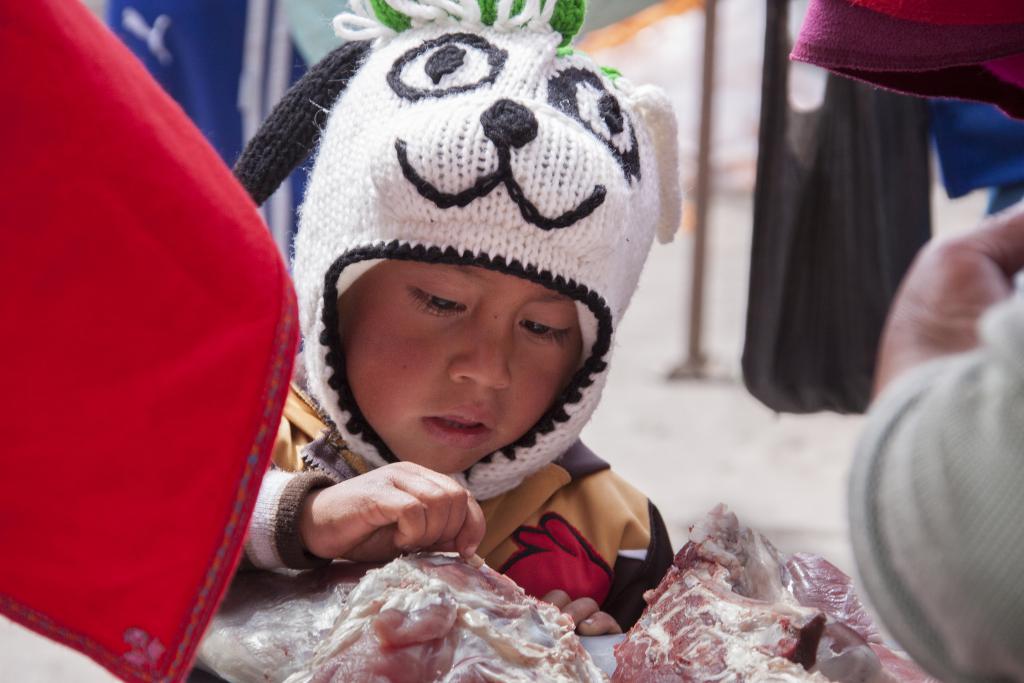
[{"x1": 448, "y1": 327, "x2": 513, "y2": 390}]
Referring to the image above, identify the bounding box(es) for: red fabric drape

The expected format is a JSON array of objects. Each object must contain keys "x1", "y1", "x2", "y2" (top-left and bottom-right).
[{"x1": 0, "y1": 2, "x2": 297, "y2": 681}]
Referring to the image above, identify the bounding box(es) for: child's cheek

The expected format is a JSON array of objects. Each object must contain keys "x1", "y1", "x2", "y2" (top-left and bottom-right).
[{"x1": 346, "y1": 325, "x2": 439, "y2": 435}]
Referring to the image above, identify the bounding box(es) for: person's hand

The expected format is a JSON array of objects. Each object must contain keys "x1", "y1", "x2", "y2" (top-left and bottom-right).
[
  {"x1": 874, "y1": 204, "x2": 1024, "y2": 396},
  {"x1": 298, "y1": 461, "x2": 486, "y2": 563},
  {"x1": 542, "y1": 590, "x2": 623, "y2": 636}
]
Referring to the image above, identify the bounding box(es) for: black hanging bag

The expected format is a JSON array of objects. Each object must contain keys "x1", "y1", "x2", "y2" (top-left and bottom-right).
[{"x1": 741, "y1": 0, "x2": 932, "y2": 414}]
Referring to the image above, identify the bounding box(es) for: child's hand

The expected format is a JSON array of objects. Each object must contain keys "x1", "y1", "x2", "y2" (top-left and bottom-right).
[
  {"x1": 542, "y1": 590, "x2": 623, "y2": 636},
  {"x1": 298, "y1": 461, "x2": 486, "y2": 563}
]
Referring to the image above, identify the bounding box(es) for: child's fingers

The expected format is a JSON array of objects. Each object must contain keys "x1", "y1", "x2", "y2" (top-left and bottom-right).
[
  {"x1": 541, "y1": 592, "x2": 620, "y2": 634},
  {"x1": 576, "y1": 611, "x2": 622, "y2": 636},
  {"x1": 560, "y1": 597, "x2": 601, "y2": 629},
  {"x1": 373, "y1": 462, "x2": 483, "y2": 556},
  {"x1": 438, "y1": 488, "x2": 468, "y2": 549},
  {"x1": 453, "y1": 496, "x2": 486, "y2": 558},
  {"x1": 391, "y1": 474, "x2": 456, "y2": 548},
  {"x1": 384, "y1": 488, "x2": 429, "y2": 550},
  {"x1": 542, "y1": 590, "x2": 572, "y2": 609},
  {"x1": 422, "y1": 471, "x2": 474, "y2": 549}
]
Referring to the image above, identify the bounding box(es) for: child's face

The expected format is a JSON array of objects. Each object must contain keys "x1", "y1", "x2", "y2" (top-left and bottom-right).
[{"x1": 338, "y1": 260, "x2": 583, "y2": 474}]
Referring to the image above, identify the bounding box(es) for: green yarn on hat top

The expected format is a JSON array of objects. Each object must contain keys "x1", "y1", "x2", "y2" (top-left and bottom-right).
[
  {"x1": 547, "y1": 0, "x2": 585, "y2": 47},
  {"x1": 479, "y1": 0, "x2": 588, "y2": 45},
  {"x1": 370, "y1": 0, "x2": 586, "y2": 48},
  {"x1": 479, "y1": 0, "x2": 525, "y2": 26},
  {"x1": 601, "y1": 65, "x2": 622, "y2": 81},
  {"x1": 370, "y1": 0, "x2": 412, "y2": 31}
]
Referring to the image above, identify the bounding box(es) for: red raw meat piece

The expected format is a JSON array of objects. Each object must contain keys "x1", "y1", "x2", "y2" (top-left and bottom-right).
[
  {"x1": 786, "y1": 553, "x2": 881, "y2": 644},
  {"x1": 786, "y1": 554, "x2": 941, "y2": 683},
  {"x1": 613, "y1": 506, "x2": 939, "y2": 683},
  {"x1": 613, "y1": 505, "x2": 829, "y2": 682}
]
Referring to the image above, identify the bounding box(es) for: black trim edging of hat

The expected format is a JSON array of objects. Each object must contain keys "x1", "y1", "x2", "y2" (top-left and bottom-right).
[{"x1": 319, "y1": 241, "x2": 612, "y2": 469}]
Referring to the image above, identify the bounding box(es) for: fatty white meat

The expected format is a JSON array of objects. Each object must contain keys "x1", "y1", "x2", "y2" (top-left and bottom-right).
[
  {"x1": 288, "y1": 553, "x2": 606, "y2": 683},
  {"x1": 197, "y1": 554, "x2": 606, "y2": 683}
]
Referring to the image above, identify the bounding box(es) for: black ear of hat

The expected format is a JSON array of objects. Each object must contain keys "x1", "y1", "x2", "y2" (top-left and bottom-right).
[{"x1": 233, "y1": 40, "x2": 372, "y2": 206}]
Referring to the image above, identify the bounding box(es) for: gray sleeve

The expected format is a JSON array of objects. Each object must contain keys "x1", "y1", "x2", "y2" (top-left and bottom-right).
[{"x1": 850, "y1": 298, "x2": 1024, "y2": 683}]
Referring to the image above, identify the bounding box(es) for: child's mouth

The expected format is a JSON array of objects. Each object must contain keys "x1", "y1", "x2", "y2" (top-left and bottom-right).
[{"x1": 421, "y1": 416, "x2": 492, "y2": 449}]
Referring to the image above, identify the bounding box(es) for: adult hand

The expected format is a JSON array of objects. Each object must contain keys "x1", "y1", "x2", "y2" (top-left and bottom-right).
[
  {"x1": 298, "y1": 461, "x2": 486, "y2": 563},
  {"x1": 542, "y1": 590, "x2": 623, "y2": 636},
  {"x1": 874, "y1": 204, "x2": 1024, "y2": 396}
]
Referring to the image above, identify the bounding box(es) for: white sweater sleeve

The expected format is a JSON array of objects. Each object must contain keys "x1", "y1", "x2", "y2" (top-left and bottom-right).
[{"x1": 850, "y1": 298, "x2": 1024, "y2": 683}]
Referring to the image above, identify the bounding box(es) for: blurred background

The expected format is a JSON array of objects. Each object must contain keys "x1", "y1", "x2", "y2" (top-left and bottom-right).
[{"x1": 5, "y1": 0, "x2": 1017, "y2": 679}]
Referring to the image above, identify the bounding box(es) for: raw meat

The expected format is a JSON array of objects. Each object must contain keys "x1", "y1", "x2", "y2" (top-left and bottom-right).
[
  {"x1": 786, "y1": 553, "x2": 880, "y2": 644},
  {"x1": 197, "y1": 563, "x2": 368, "y2": 682},
  {"x1": 290, "y1": 554, "x2": 606, "y2": 683},
  {"x1": 613, "y1": 505, "x2": 935, "y2": 683},
  {"x1": 197, "y1": 554, "x2": 606, "y2": 683},
  {"x1": 613, "y1": 505, "x2": 830, "y2": 682},
  {"x1": 785, "y1": 554, "x2": 938, "y2": 683}
]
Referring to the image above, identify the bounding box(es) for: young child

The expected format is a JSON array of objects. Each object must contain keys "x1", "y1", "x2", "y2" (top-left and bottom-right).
[{"x1": 234, "y1": 0, "x2": 682, "y2": 634}]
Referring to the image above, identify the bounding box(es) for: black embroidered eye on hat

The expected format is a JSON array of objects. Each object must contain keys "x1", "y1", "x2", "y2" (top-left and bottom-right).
[{"x1": 234, "y1": 0, "x2": 682, "y2": 500}]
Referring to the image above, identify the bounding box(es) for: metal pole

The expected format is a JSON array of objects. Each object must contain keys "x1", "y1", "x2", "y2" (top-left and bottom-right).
[{"x1": 670, "y1": 0, "x2": 717, "y2": 380}]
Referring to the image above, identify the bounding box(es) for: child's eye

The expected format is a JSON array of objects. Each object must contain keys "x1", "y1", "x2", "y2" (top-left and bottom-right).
[
  {"x1": 521, "y1": 319, "x2": 570, "y2": 343},
  {"x1": 408, "y1": 287, "x2": 466, "y2": 316}
]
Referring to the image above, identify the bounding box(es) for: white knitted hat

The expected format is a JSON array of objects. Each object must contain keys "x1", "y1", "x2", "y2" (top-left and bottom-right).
[{"x1": 238, "y1": 0, "x2": 681, "y2": 500}]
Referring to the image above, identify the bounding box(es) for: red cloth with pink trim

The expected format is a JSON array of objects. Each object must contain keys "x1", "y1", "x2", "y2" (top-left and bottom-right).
[{"x1": 0, "y1": 2, "x2": 297, "y2": 681}]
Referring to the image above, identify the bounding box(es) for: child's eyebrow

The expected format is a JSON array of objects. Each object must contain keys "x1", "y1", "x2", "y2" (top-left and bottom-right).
[
  {"x1": 453, "y1": 266, "x2": 570, "y2": 303},
  {"x1": 535, "y1": 292, "x2": 571, "y2": 303}
]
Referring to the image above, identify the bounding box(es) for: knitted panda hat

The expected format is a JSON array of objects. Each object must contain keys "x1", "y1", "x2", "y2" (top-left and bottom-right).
[{"x1": 236, "y1": 0, "x2": 681, "y2": 500}]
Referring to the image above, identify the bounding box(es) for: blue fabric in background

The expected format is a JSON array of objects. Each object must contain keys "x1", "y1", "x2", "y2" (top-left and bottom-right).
[
  {"x1": 107, "y1": 0, "x2": 248, "y2": 163},
  {"x1": 930, "y1": 100, "x2": 1024, "y2": 200},
  {"x1": 106, "y1": 0, "x2": 309, "y2": 256}
]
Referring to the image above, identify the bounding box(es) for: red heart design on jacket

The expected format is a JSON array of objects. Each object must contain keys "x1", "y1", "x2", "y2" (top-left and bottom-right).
[{"x1": 500, "y1": 513, "x2": 613, "y2": 605}]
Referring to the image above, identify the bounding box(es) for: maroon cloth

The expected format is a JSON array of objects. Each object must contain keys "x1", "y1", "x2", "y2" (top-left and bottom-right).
[
  {"x1": 0, "y1": 2, "x2": 297, "y2": 682},
  {"x1": 849, "y1": 0, "x2": 1024, "y2": 25},
  {"x1": 987, "y1": 53, "x2": 1024, "y2": 88},
  {"x1": 793, "y1": 0, "x2": 1024, "y2": 119}
]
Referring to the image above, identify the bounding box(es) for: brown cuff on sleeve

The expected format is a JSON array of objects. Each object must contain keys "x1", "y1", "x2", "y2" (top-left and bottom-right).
[{"x1": 274, "y1": 471, "x2": 336, "y2": 569}]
